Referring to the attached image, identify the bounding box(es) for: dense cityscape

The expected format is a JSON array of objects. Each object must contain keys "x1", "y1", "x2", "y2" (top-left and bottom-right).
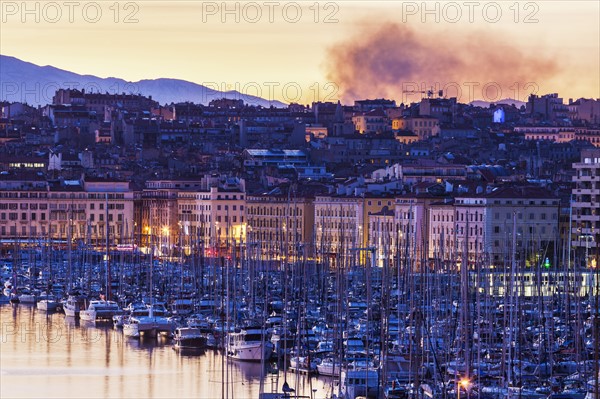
[
  {"x1": 4, "y1": 0, "x2": 600, "y2": 396},
  {"x1": 0, "y1": 89, "x2": 598, "y2": 269},
  {"x1": 1, "y1": 83, "x2": 600, "y2": 398}
]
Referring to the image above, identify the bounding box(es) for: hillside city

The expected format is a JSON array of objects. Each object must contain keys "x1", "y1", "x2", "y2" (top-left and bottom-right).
[
  {"x1": 0, "y1": 89, "x2": 600, "y2": 267},
  {"x1": 0, "y1": 90, "x2": 599, "y2": 273},
  {"x1": 2, "y1": 85, "x2": 600, "y2": 399}
]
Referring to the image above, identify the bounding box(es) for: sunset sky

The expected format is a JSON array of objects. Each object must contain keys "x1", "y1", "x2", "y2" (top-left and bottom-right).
[{"x1": 1, "y1": 0, "x2": 598, "y2": 104}]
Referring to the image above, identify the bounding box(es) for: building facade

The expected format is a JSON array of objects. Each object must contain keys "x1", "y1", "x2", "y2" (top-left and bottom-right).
[{"x1": 571, "y1": 149, "x2": 600, "y2": 268}]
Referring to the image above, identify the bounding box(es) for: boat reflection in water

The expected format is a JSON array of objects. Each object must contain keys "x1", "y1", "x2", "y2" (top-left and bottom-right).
[{"x1": 1, "y1": 305, "x2": 330, "y2": 399}]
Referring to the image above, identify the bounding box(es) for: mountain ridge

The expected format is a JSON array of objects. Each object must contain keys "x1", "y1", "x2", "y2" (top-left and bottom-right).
[{"x1": 0, "y1": 55, "x2": 287, "y2": 108}]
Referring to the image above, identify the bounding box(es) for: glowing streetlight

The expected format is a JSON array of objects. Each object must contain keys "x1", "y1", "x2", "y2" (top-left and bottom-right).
[{"x1": 458, "y1": 378, "x2": 470, "y2": 399}]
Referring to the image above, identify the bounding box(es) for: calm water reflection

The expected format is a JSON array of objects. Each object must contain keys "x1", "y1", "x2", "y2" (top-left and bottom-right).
[{"x1": 0, "y1": 305, "x2": 334, "y2": 399}]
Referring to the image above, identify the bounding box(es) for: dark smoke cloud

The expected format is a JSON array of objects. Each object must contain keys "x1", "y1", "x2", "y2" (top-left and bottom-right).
[{"x1": 326, "y1": 22, "x2": 560, "y2": 103}]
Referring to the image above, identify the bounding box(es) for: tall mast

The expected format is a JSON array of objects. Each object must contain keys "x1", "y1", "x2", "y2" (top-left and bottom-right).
[
  {"x1": 461, "y1": 209, "x2": 470, "y2": 383},
  {"x1": 105, "y1": 192, "x2": 111, "y2": 301}
]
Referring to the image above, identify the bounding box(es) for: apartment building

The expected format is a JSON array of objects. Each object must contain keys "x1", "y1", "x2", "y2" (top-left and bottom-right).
[
  {"x1": 176, "y1": 176, "x2": 246, "y2": 257},
  {"x1": 246, "y1": 192, "x2": 314, "y2": 261},
  {"x1": 571, "y1": 149, "x2": 600, "y2": 268},
  {"x1": 0, "y1": 173, "x2": 134, "y2": 247},
  {"x1": 428, "y1": 186, "x2": 560, "y2": 269},
  {"x1": 314, "y1": 195, "x2": 363, "y2": 268}
]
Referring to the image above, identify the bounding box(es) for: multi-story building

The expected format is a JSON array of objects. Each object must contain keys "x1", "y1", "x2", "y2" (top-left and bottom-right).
[
  {"x1": 428, "y1": 186, "x2": 560, "y2": 269},
  {"x1": 453, "y1": 196, "x2": 487, "y2": 269},
  {"x1": 352, "y1": 108, "x2": 388, "y2": 134},
  {"x1": 428, "y1": 199, "x2": 457, "y2": 262},
  {"x1": 0, "y1": 173, "x2": 134, "y2": 248},
  {"x1": 177, "y1": 176, "x2": 246, "y2": 257},
  {"x1": 516, "y1": 126, "x2": 576, "y2": 143},
  {"x1": 392, "y1": 116, "x2": 440, "y2": 141},
  {"x1": 53, "y1": 88, "x2": 158, "y2": 114},
  {"x1": 373, "y1": 160, "x2": 467, "y2": 185},
  {"x1": 485, "y1": 187, "x2": 560, "y2": 268},
  {"x1": 246, "y1": 192, "x2": 314, "y2": 261},
  {"x1": 314, "y1": 195, "x2": 363, "y2": 268},
  {"x1": 571, "y1": 149, "x2": 600, "y2": 268},
  {"x1": 143, "y1": 176, "x2": 246, "y2": 256},
  {"x1": 571, "y1": 98, "x2": 600, "y2": 124},
  {"x1": 526, "y1": 93, "x2": 569, "y2": 121},
  {"x1": 314, "y1": 193, "x2": 394, "y2": 268},
  {"x1": 395, "y1": 185, "x2": 450, "y2": 269},
  {"x1": 419, "y1": 97, "x2": 457, "y2": 124},
  {"x1": 354, "y1": 99, "x2": 397, "y2": 113},
  {"x1": 242, "y1": 149, "x2": 309, "y2": 170},
  {"x1": 575, "y1": 128, "x2": 600, "y2": 147},
  {"x1": 142, "y1": 179, "x2": 204, "y2": 254},
  {"x1": 368, "y1": 206, "x2": 395, "y2": 268},
  {"x1": 79, "y1": 179, "x2": 135, "y2": 245}
]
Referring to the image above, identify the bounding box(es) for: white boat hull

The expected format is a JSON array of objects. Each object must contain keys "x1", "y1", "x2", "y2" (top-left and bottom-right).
[
  {"x1": 64, "y1": 306, "x2": 79, "y2": 318},
  {"x1": 227, "y1": 342, "x2": 273, "y2": 362},
  {"x1": 123, "y1": 323, "x2": 140, "y2": 338},
  {"x1": 317, "y1": 362, "x2": 341, "y2": 377},
  {"x1": 37, "y1": 300, "x2": 59, "y2": 311},
  {"x1": 19, "y1": 294, "x2": 37, "y2": 303}
]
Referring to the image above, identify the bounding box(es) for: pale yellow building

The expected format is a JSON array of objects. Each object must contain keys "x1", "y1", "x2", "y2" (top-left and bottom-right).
[
  {"x1": 392, "y1": 116, "x2": 440, "y2": 140},
  {"x1": 314, "y1": 194, "x2": 394, "y2": 267},
  {"x1": 0, "y1": 174, "x2": 134, "y2": 248},
  {"x1": 246, "y1": 193, "x2": 314, "y2": 261},
  {"x1": 176, "y1": 177, "x2": 246, "y2": 257}
]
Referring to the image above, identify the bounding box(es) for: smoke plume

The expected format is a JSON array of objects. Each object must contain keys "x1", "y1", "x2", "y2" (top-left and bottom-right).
[{"x1": 325, "y1": 22, "x2": 560, "y2": 104}]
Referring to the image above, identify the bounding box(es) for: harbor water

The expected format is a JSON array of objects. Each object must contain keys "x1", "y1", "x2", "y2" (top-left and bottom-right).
[{"x1": 0, "y1": 304, "x2": 334, "y2": 399}]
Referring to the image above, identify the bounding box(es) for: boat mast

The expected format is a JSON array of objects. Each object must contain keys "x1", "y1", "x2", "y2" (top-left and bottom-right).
[{"x1": 105, "y1": 192, "x2": 111, "y2": 301}]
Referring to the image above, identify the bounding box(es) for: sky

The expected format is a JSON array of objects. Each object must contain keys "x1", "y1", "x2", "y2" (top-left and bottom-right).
[{"x1": 1, "y1": 0, "x2": 599, "y2": 104}]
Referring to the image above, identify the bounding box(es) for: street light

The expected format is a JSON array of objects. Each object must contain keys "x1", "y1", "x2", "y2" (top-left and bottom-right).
[{"x1": 458, "y1": 378, "x2": 470, "y2": 399}]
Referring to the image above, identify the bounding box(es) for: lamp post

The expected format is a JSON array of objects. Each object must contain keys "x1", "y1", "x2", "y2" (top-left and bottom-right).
[{"x1": 458, "y1": 377, "x2": 470, "y2": 399}]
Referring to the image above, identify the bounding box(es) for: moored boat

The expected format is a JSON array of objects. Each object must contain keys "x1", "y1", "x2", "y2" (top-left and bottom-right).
[
  {"x1": 226, "y1": 325, "x2": 274, "y2": 362},
  {"x1": 173, "y1": 327, "x2": 207, "y2": 349},
  {"x1": 80, "y1": 300, "x2": 123, "y2": 321},
  {"x1": 63, "y1": 291, "x2": 87, "y2": 318},
  {"x1": 37, "y1": 297, "x2": 59, "y2": 312}
]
